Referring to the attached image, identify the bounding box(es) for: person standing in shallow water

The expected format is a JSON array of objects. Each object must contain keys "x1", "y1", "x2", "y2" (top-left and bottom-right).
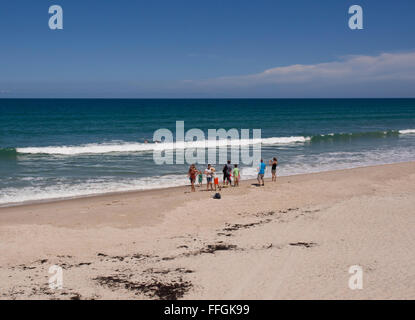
[
  {"x1": 188, "y1": 164, "x2": 197, "y2": 192},
  {"x1": 270, "y1": 157, "x2": 278, "y2": 182}
]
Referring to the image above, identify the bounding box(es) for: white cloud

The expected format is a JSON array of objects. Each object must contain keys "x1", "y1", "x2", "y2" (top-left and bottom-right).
[{"x1": 192, "y1": 51, "x2": 415, "y2": 89}]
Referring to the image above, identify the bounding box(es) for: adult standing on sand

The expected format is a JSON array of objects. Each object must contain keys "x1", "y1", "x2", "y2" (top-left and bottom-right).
[
  {"x1": 223, "y1": 160, "x2": 232, "y2": 186},
  {"x1": 188, "y1": 164, "x2": 198, "y2": 192},
  {"x1": 270, "y1": 157, "x2": 278, "y2": 182},
  {"x1": 257, "y1": 159, "x2": 266, "y2": 186},
  {"x1": 205, "y1": 164, "x2": 214, "y2": 191}
]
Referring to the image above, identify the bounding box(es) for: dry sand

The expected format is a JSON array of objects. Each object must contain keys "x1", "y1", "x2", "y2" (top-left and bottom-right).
[{"x1": 0, "y1": 162, "x2": 414, "y2": 300}]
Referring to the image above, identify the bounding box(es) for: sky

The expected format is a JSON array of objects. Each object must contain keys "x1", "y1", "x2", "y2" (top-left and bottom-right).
[{"x1": 0, "y1": 0, "x2": 415, "y2": 98}]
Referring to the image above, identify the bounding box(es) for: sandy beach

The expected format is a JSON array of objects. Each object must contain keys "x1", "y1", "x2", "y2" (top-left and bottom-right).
[{"x1": 0, "y1": 162, "x2": 414, "y2": 300}]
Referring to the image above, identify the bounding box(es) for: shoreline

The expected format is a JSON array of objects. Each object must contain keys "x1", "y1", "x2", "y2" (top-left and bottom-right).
[
  {"x1": 1, "y1": 161, "x2": 414, "y2": 299},
  {"x1": 1, "y1": 160, "x2": 414, "y2": 209}
]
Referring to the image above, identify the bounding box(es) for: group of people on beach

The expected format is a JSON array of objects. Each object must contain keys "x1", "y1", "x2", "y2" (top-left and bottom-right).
[{"x1": 188, "y1": 157, "x2": 278, "y2": 192}]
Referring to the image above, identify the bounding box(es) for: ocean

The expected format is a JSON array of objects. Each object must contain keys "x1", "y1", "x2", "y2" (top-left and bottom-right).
[{"x1": 1, "y1": 99, "x2": 415, "y2": 206}]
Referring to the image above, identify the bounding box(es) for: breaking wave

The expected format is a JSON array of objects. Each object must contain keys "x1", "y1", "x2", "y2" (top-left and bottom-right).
[
  {"x1": 12, "y1": 136, "x2": 308, "y2": 155},
  {"x1": 2, "y1": 128, "x2": 414, "y2": 157}
]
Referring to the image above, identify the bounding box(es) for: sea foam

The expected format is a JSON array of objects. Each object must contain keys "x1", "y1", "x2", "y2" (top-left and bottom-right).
[{"x1": 16, "y1": 136, "x2": 309, "y2": 155}]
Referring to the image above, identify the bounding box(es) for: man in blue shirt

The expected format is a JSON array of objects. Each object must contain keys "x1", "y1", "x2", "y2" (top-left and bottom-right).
[{"x1": 257, "y1": 159, "x2": 266, "y2": 186}]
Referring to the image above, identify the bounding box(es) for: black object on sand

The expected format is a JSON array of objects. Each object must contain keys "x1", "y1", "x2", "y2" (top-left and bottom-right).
[{"x1": 213, "y1": 193, "x2": 221, "y2": 199}]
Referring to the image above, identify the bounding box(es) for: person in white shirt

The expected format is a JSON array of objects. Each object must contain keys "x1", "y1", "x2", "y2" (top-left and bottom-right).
[{"x1": 204, "y1": 164, "x2": 214, "y2": 191}]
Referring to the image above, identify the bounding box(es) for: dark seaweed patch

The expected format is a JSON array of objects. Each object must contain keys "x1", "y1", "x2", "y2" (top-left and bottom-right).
[
  {"x1": 70, "y1": 293, "x2": 82, "y2": 300},
  {"x1": 94, "y1": 275, "x2": 192, "y2": 300},
  {"x1": 289, "y1": 242, "x2": 317, "y2": 248},
  {"x1": 200, "y1": 244, "x2": 237, "y2": 253},
  {"x1": 254, "y1": 211, "x2": 276, "y2": 217},
  {"x1": 144, "y1": 268, "x2": 194, "y2": 275},
  {"x1": 217, "y1": 232, "x2": 233, "y2": 237},
  {"x1": 223, "y1": 219, "x2": 272, "y2": 232},
  {"x1": 131, "y1": 253, "x2": 151, "y2": 260},
  {"x1": 77, "y1": 262, "x2": 92, "y2": 266}
]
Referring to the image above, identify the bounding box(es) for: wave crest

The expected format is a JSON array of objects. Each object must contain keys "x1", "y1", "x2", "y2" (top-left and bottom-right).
[
  {"x1": 4, "y1": 128, "x2": 415, "y2": 156},
  {"x1": 310, "y1": 130, "x2": 401, "y2": 142},
  {"x1": 14, "y1": 136, "x2": 308, "y2": 155}
]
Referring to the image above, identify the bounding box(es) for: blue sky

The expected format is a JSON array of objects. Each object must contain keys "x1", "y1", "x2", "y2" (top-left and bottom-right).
[{"x1": 1, "y1": 0, "x2": 415, "y2": 97}]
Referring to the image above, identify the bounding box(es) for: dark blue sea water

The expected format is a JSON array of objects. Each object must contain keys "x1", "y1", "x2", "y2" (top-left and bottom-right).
[{"x1": 1, "y1": 99, "x2": 415, "y2": 205}]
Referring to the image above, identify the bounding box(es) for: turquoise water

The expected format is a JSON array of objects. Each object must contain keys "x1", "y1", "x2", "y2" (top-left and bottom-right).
[{"x1": 1, "y1": 99, "x2": 415, "y2": 205}]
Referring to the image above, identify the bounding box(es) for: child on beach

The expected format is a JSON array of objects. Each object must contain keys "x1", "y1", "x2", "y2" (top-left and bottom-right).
[
  {"x1": 212, "y1": 167, "x2": 221, "y2": 191},
  {"x1": 198, "y1": 170, "x2": 203, "y2": 187},
  {"x1": 233, "y1": 164, "x2": 240, "y2": 187}
]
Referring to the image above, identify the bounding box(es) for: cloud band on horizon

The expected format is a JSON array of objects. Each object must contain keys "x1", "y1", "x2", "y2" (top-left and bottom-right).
[
  {"x1": 187, "y1": 51, "x2": 415, "y2": 86},
  {"x1": 2, "y1": 51, "x2": 415, "y2": 98}
]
